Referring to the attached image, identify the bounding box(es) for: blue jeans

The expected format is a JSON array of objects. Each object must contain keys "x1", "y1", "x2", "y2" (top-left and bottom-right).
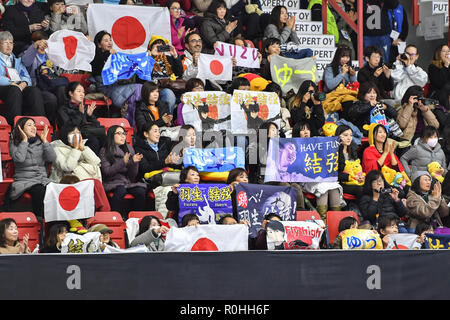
[
  {"x1": 283, "y1": 48, "x2": 314, "y2": 60},
  {"x1": 160, "y1": 88, "x2": 176, "y2": 115},
  {"x1": 363, "y1": 35, "x2": 391, "y2": 63}
]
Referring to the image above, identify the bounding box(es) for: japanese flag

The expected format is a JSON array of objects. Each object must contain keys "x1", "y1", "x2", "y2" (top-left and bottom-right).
[
  {"x1": 44, "y1": 180, "x2": 95, "y2": 222},
  {"x1": 387, "y1": 234, "x2": 422, "y2": 250},
  {"x1": 165, "y1": 224, "x2": 248, "y2": 252},
  {"x1": 46, "y1": 30, "x2": 96, "y2": 71},
  {"x1": 197, "y1": 54, "x2": 233, "y2": 81},
  {"x1": 87, "y1": 3, "x2": 171, "y2": 53}
]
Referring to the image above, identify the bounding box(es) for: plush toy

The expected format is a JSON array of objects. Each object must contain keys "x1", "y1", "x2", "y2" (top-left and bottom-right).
[
  {"x1": 322, "y1": 122, "x2": 338, "y2": 137},
  {"x1": 343, "y1": 159, "x2": 366, "y2": 185},
  {"x1": 428, "y1": 162, "x2": 445, "y2": 183},
  {"x1": 381, "y1": 165, "x2": 412, "y2": 189},
  {"x1": 238, "y1": 73, "x2": 270, "y2": 91},
  {"x1": 68, "y1": 219, "x2": 88, "y2": 234}
]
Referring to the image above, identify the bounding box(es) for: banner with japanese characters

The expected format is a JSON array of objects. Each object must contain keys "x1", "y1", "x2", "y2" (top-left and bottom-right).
[
  {"x1": 235, "y1": 183, "x2": 297, "y2": 237},
  {"x1": 177, "y1": 184, "x2": 233, "y2": 225},
  {"x1": 266, "y1": 220, "x2": 325, "y2": 250},
  {"x1": 341, "y1": 229, "x2": 383, "y2": 250},
  {"x1": 102, "y1": 52, "x2": 155, "y2": 85},
  {"x1": 425, "y1": 233, "x2": 450, "y2": 249},
  {"x1": 264, "y1": 137, "x2": 339, "y2": 183},
  {"x1": 182, "y1": 91, "x2": 231, "y2": 132},
  {"x1": 270, "y1": 55, "x2": 318, "y2": 95},
  {"x1": 214, "y1": 41, "x2": 260, "y2": 69},
  {"x1": 230, "y1": 90, "x2": 281, "y2": 134},
  {"x1": 61, "y1": 232, "x2": 101, "y2": 253},
  {"x1": 183, "y1": 147, "x2": 245, "y2": 172}
]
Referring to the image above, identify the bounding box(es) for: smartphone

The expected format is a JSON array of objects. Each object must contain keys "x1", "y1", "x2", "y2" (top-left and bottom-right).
[{"x1": 157, "y1": 45, "x2": 171, "y2": 52}]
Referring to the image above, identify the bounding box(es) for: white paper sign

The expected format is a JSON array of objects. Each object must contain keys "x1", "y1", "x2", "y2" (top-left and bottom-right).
[
  {"x1": 294, "y1": 21, "x2": 323, "y2": 35},
  {"x1": 214, "y1": 41, "x2": 260, "y2": 69},
  {"x1": 296, "y1": 34, "x2": 335, "y2": 47},
  {"x1": 424, "y1": 14, "x2": 445, "y2": 40}
]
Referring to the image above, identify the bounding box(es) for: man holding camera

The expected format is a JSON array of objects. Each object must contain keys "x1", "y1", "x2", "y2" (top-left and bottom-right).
[{"x1": 390, "y1": 44, "x2": 428, "y2": 103}]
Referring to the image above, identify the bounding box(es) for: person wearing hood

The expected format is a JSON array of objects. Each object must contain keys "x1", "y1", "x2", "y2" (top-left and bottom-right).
[
  {"x1": 199, "y1": 0, "x2": 238, "y2": 54},
  {"x1": 50, "y1": 124, "x2": 102, "y2": 182},
  {"x1": 400, "y1": 126, "x2": 447, "y2": 179},
  {"x1": 406, "y1": 171, "x2": 449, "y2": 233}
]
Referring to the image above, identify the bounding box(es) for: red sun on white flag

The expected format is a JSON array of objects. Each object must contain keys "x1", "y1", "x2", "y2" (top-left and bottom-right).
[
  {"x1": 111, "y1": 16, "x2": 146, "y2": 50},
  {"x1": 58, "y1": 186, "x2": 80, "y2": 212},
  {"x1": 191, "y1": 238, "x2": 219, "y2": 251}
]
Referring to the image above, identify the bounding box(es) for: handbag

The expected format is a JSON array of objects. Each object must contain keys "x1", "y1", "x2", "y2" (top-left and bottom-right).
[
  {"x1": 35, "y1": 62, "x2": 69, "y2": 92},
  {"x1": 158, "y1": 78, "x2": 187, "y2": 93},
  {"x1": 144, "y1": 170, "x2": 181, "y2": 188}
]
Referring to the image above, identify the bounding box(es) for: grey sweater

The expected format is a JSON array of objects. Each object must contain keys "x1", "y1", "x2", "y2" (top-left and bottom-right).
[{"x1": 263, "y1": 24, "x2": 300, "y2": 45}]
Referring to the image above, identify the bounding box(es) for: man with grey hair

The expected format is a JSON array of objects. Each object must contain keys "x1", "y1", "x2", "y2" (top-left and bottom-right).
[{"x1": 0, "y1": 31, "x2": 46, "y2": 125}]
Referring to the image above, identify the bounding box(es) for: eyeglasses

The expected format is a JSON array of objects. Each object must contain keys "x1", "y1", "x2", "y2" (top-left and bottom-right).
[
  {"x1": 189, "y1": 39, "x2": 202, "y2": 44},
  {"x1": 170, "y1": 7, "x2": 181, "y2": 12},
  {"x1": 405, "y1": 53, "x2": 417, "y2": 57},
  {"x1": 1, "y1": 41, "x2": 13, "y2": 46},
  {"x1": 115, "y1": 131, "x2": 127, "y2": 136}
]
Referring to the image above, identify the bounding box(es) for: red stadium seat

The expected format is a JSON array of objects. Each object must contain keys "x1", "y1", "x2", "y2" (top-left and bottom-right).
[
  {"x1": 14, "y1": 116, "x2": 53, "y2": 142},
  {"x1": 61, "y1": 73, "x2": 91, "y2": 91},
  {"x1": 0, "y1": 115, "x2": 11, "y2": 162},
  {"x1": 343, "y1": 193, "x2": 357, "y2": 201},
  {"x1": 87, "y1": 211, "x2": 126, "y2": 249},
  {"x1": 0, "y1": 211, "x2": 41, "y2": 252},
  {"x1": 296, "y1": 210, "x2": 323, "y2": 223},
  {"x1": 326, "y1": 211, "x2": 360, "y2": 245},
  {"x1": 128, "y1": 211, "x2": 164, "y2": 220},
  {"x1": 0, "y1": 178, "x2": 13, "y2": 206},
  {"x1": 318, "y1": 80, "x2": 324, "y2": 92},
  {"x1": 98, "y1": 118, "x2": 134, "y2": 145}
]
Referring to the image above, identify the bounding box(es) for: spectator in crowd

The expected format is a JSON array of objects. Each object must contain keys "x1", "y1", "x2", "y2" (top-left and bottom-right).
[
  {"x1": 308, "y1": 0, "x2": 339, "y2": 45},
  {"x1": 264, "y1": 82, "x2": 290, "y2": 135},
  {"x1": 6, "y1": 117, "x2": 56, "y2": 219},
  {"x1": 0, "y1": 31, "x2": 48, "y2": 126},
  {"x1": 336, "y1": 124, "x2": 364, "y2": 197},
  {"x1": 387, "y1": 2, "x2": 408, "y2": 65},
  {"x1": 396, "y1": 85, "x2": 439, "y2": 146},
  {"x1": 134, "y1": 122, "x2": 181, "y2": 181},
  {"x1": 348, "y1": 81, "x2": 397, "y2": 133},
  {"x1": 377, "y1": 215, "x2": 399, "y2": 249},
  {"x1": 90, "y1": 30, "x2": 142, "y2": 122},
  {"x1": 99, "y1": 125, "x2": 147, "y2": 219},
  {"x1": 428, "y1": 44, "x2": 450, "y2": 100},
  {"x1": 225, "y1": 0, "x2": 262, "y2": 41},
  {"x1": 331, "y1": 216, "x2": 359, "y2": 249},
  {"x1": 254, "y1": 213, "x2": 281, "y2": 250},
  {"x1": 2, "y1": 0, "x2": 50, "y2": 56},
  {"x1": 406, "y1": 171, "x2": 449, "y2": 233},
  {"x1": 288, "y1": 80, "x2": 325, "y2": 137},
  {"x1": 357, "y1": 46, "x2": 394, "y2": 100},
  {"x1": 57, "y1": 81, "x2": 106, "y2": 154},
  {"x1": 390, "y1": 44, "x2": 428, "y2": 103},
  {"x1": 45, "y1": 0, "x2": 88, "y2": 34},
  {"x1": 359, "y1": 169, "x2": 407, "y2": 230},
  {"x1": 0, "y1": 218, "x2": 30, "y2": 254},
  {"x1": 168, "y1": 0, "x2": 189, "y2": 56},
  {"x1": 199, "y1": 0, "x2": 238, "y2": 54},
  {"x1": 166, "y1": 165, "x2": 200, "y2": 225},
  {"x1": 87, "y1": 224, "x2": 120, "y2": 252},
  {"x1": 434, "y1": 83, "x2": 450, "y2": 130},
  {"x1": 182, "y1": 32, "x2": 203, "y2": 81},
  {"x1": 20, "y1": 31, "x2": 66, "y2": 126},
  {"x1": 40, "y1": 223, "x2": 68, "y2": 253},
  {"x1": 323, "y1": 45, "x2": 357, "y2": 93},
  {"x1": 177, "y1": 78, "x2": 205, "y2": 126},
  {"x1": 264, "y1": 5, "x2": 312, "y2": 59},
  {"x1": 362, "y1": 123, "x2": 404, "y2": 174},
  {"x1": 415, "y1": 221, "x2": 433, "y2": 248},
  {"x1": 361, "y1": 0, "x2": 399, "y2": 62},
  {"x1": 135, "y1": 81, "x2": 173, "y2": 135},
  {"x1": 131, "y1": 215, "x2": 177, "y2": 251},
  {"x1": 259, "y1": 37, "x2": 280, "y2": 80},
  {"x1": 181, "y1": 213, "x2": 200, "y2": 227},
  {"x1": 170, "y1": 124, "x2": 201, "y2": 163},
  {"x1": 292, "y1": 121, "x2": 311, "y2": 138},
  {"x1": 50, "y1": 124, "x2": 102, "y2": 182},
  {"x1": 400, "y1": 125, "x2": 447, "y2": 179}
]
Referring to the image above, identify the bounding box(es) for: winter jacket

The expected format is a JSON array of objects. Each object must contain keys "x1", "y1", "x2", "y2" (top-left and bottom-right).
[
  {"x1": 19, "y1": 44, "x2": 46, "y2": 85},
  {"x1": 359, "y1": 192, "x2": 408, "y2": 225},
  {"x1": 348, "y1": 100, "x2": 397, "y2": 133},
  {"x1": 400, "y1": 139, "x2": 448, "y2": 178},
  {"x1": 134, "y1": 136, "x2": 175, "y2": 181},
  {"x1": 130, "y1": 218, "x2": 178, "y2": 251},
  {"x1": 2, "y1": 4, "x2": 48, "y2": 55},
  {"x1": 428, "y1": 64, "x2": 450, "y2": 98},
  {"x1": 263, "y1": 23, "x2": 300, "y2": 45},
  {"x1": 357, "y1": 64, "x2": 394, "y2": 99},
  {"x1": 49, "y1": 139, "x2": 102, "y2": 182},
  {"x1": 200, "y1": 12, "x2": 232, "y2": 54},
  {"x1": 170, "y1": 16, "x2": 186, "y2": 56},
  {"x1": 323, "y1": 65, "x2": 357, "y2": 93},
  {"x1": 182, "y1": 50, "x2": 198, "y2": 80},
  {"x1": 406, "y1": 189, "x2": 449, "y2": 230},
  {"x1": 9, "y1": 139, "x2": 56, "y2": 200},
  {"x1": 308, "y1": 0, "x2": 339, "y2": 44},
  {"x1": 396, "y1": 102, "x2": 439, "y2": 141},
  {"x1": 289, "y1": 101, "x2": 325, "y2": 137},
  {"x1": 390, "y1": 61, "x2": 428, "y2": 102},
  {"x1": 57, "y1": 101, "x2": 102, "y2": 135},
  {"x1": 0, "y1": 52, "x2": 32, "y2": 86},
  {"x1": 134, "y1": 100, "x2": 172, "y2": 134},
  {"x1": 99, "y1": 144, "x2": 146, "y2": 192}
]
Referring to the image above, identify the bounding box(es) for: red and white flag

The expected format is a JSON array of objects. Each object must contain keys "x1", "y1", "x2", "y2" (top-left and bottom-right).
[
  {"x1": 165, "y1": 224, "x2": 248, "y2": 252},
  {"x1": 47, "y1": 30, "x2": 95, "y2": 71},
  {"x1": 87, "y1": 3, "x2": 171, "y2": 53},
  {"x1": 44, "y1": 180, "x2": 95, "y2": 222},
  {"x1": 197, "y1": 54, "x2": 233, "y2": 81}
]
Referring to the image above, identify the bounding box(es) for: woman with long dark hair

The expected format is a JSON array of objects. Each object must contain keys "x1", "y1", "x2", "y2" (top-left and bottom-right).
[
  {"x1": 40, "y1": 223, "x2": 68, "y2": 253},
  {"x1": 323, "y1": 45, "x2": 357, "y2": 92},
  {"x1": 428, "y1": 43, "x2": 450, "y2": 100},
  {"x1": 130, "y1": 215, "x2": 177, "y2": 251},
  {"x1": 99, "y1": 125, "x2": 147, "y2": 218}
]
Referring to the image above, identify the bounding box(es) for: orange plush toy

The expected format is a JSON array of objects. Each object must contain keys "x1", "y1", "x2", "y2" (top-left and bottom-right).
[{"x1": 237, "y1": 73, "x2": 271, "y2": 91}]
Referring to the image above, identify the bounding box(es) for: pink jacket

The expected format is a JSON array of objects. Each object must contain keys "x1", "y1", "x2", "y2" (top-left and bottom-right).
[{"x1": 170, "y1": 17, "x2": 186, "y2": 56}]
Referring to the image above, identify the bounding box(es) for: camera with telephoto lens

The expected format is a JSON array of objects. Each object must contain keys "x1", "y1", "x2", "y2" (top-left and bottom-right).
[
  {"x1": 380, "y1": 187, "x2": 392, "y2": 194},
  {"x1": 400, "y1": 53, "x2": 408, "y2": 61},
  {"x1": 308, "y1": 90, "x2": 326, "y2": 101},
  {"x1": 417, "y1": 95, "x2": 439, "y2": 106}
]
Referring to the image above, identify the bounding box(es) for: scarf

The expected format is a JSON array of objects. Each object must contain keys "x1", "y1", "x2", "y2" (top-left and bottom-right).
[{"x1": 16, "y1": 2, "x2": 35, "y2": 14}]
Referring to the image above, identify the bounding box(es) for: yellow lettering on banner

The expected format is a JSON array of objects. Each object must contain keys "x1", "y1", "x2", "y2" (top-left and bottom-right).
[
  {"x1": 304, "y1": 152, "x2": 323, "y2": 174},
  {"x1": 179, "y1": 188, "x2": 191, "y2": 201},
  {"x1": 191, "y1": 186, "x2": 204, "y2": 201},
  {"x1": 68, "y1": 239, "x2": 84, "y2": 253},
  {"x1": 294, "y1": 65, "x2": 317, "y2": 83},
  {"x1": 208, "y1": 187, "x2": 221, "y2": 202},
  {"x1": 428, "y1": 238, "x2": 445, "y2": 249},
  {"x1": 273, "y1": 63, "x2": 293, "y2": 88},
  {"x1": 326, "y1": 152, "x2": 339, "y2": 173}
]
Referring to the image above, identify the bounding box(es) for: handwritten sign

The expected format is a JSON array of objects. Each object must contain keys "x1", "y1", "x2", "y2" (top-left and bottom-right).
[
  {"x1": 341, "y1": 229, "x2": 383, "y2": 250},
  {"x1": 215, "y1": 41, "x2": 260, "y2": 69},
  {"x1": 266, "y1": 220, "x2": 324, "y2": 250}
]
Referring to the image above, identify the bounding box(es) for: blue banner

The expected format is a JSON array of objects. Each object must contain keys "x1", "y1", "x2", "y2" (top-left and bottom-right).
[
  {"x1": 235, "y1": 183, "x2": 298, "y2": 237},
  {"x1": 102, "y1": 52, "x2": 155, "y2": 85},
  {"x1": 264, "y1": 137, "x2": 340, "y2": 183},
  {"x1": 425, "y1": 233, "x2": 450, "y2": 249},
  {"x1": 183, "y1": 147, "x2": 245, "y2": 172},
  {"x1": 177, "y1": 184, "x2": 233, "y2": 224}
]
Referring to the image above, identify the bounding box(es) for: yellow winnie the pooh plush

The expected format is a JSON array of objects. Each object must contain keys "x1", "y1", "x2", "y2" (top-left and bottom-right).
[
  {"x1": 343, "y1": 159, "x2": 366, "y2": 185},
  {"x1": 428, "y1": 162, "x2": 445, "y2": 183},
  {"x1": 381, "y1": 165, "x2": 412, "y2": 189}
]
